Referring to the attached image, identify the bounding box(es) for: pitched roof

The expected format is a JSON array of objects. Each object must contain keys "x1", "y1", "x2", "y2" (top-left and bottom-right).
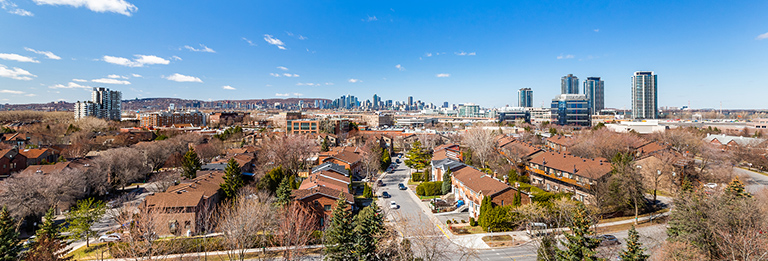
[
  {"x1": 312, "y1": 162, "x2": 349, "y2": 176},
  {"x1": 703, "y1": 134, "x2": 764, "y2": 147},
  {"x1": 19, "y1": 162, "x2": 71, "y2": 176},
  {"x1": 636, "y1": 141, "x2": 666, "y2": 158},
  {"x1": 292, "y1": 186, "x2": 354, "y2": 204},
  {"x1": 529, "y1": 152, "x2": 613, "y2": 180},
  {"x1": 299, "y1": 173, "x2": 349, "y2": 192},
  {"x1": 432, "y1": 158, "x2": 466, "y2": 171},
  {"x1": 323, "y1": 146, "x2": 362, "y2": 165},
  {"x1": 546, "y1": 135, "x2": 574, "y2": 146},
  {"x1": 18, "y1": 148, "x2": 52, "y2": 159},
  {"x1": 452, "y1": 166, "x2": 512, "y2": 197}
]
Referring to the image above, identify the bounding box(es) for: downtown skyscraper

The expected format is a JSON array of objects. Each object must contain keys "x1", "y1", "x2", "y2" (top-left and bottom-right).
[
  {"x1": 561, "y1": 74, "x2": 579, "y2": 94},
  {"x1": 631, "y1": 71, "x2": 658, "y2": 119},
  {"x1": 74, "y1": 87, "x2": 122, "y2": 121},
  {"x1": 583, "y1": 77, "x2": 604, "y2": 114},
  {"x1": 518, "y1": 88, "x2": 533, "y2": 107}
]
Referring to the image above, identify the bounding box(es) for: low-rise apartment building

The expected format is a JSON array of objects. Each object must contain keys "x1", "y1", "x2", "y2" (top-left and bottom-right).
[
  {"x1": 451, "y1": 165, "x2": 531, "y2": 219},
  {"x1": 293, "y1": 170, "x2": 354, "y2": 228},
  {"x1": 139, "y1": 110, "x2": 205, "y2": 128},
  {"x1": 527, "y1": 152, "x2": 612, "y2": 203},
  {"x1": 0, "y1": 149, "x2": 27, "y2": 179},
  {"x1": 143, "y1": 170, "x2": 224, "y2": 236}
]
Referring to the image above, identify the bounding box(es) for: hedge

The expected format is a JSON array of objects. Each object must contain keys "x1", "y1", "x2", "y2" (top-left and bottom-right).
[{"x1": 416, "y1": 181, "x2": 443, "y2": 196}]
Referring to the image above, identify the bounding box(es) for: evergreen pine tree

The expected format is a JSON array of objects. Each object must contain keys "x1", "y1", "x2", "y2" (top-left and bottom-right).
[
  {"x1": 478, "y1": 196, "x2": 493, "y2": 230},
  {"x1": 354, "y1": 201, "x2": 384, "y2": 261},
  {"x1": 537, "y1": 234, "x2": 557, "y2": 261},
  {"x1": 619, "y1": 225, "x2": 649, "y2": 261},
  {"x1": 380, "y1": 149, "x2": 391, "y2": 170},
  {"x1": 220, "y1": 158, "x2": 244, "y2": 199},
  {"x1": 323, "y1": 196, "x2": 355, "y2": 261},
  {"x1": 321, "y1": 136, "x2": 330, "y2": 152},
  {"x1": 64, "y1": 198, "x2": 106, "y2": 248},
  {"x1": 556, "y1": 203, "x2": 599, "y2": 261},
  {"x1": 725, "y1": 177, "x2": 751, "y2": 198},
  {"x1": 27, "y1": 207, "x2": 70, "y2": 261},
  {"x1": 513, "y1": 189, "x2": 522, "y2": 207},
  {"x1": 441, "y1": 169, "x2": 452, "y2": 195},
  {"x1": 0, "y1": 207, "x2": 21, "y2": 261},
  {"x1": 680, "y1": 175, "x2": 693, "y2": 193},
  {"x1": 275, "y1": 175, "x2": 294, "y2": 206},
  {"x1": 181, "y1": 147, "x2": 201, "y2": 179}
]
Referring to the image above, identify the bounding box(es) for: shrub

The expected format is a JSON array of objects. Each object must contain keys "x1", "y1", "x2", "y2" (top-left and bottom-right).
[
  {"x1": 461, "y1": 219, "x2": 466, "y2": 223},
  {"x1": 452, "y1": 219, "x2": 457, "y2": 224},
  {"x1": 446, "y1": 220, "x2": 451, "y2": 225},
  {"x1": 362, "y1": 184, "x2": 373, "y2": 198},
  {"x1": 416, "y1": 185, "x2": 426, "y2": 196},
  {"x1": 415, "y1": 181, "x2": 444, "y2": 196},
  {"x1": 411, "y1": 172, "x2": 422, "y2": 182},
  {"x1": 469, "y1": 217, "x2": 477, "y2": 226}
]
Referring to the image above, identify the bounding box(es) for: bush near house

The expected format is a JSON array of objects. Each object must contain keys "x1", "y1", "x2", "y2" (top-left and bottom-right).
[{"x1": 415, "y1": 181, "x2": 443, "y2": 196}]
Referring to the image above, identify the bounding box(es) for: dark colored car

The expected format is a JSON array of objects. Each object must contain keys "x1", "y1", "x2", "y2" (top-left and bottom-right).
[
  {"x1": 594, "y1": 235, "x2": 620, "y2": 246},
  {"x1": 382, "y1": 191, "x2": 391, "y2": 198},
  {"x1": 398, "y1": 183, "x2": 406, "y2": 190},
  {"x1": 377, "y1": 180, "x2": 385, "y2": 186}
]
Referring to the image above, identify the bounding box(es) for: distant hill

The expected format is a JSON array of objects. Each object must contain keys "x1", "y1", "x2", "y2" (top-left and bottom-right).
[{"x1": 1, "y1": 97, "x2": 332, "y2": 112}]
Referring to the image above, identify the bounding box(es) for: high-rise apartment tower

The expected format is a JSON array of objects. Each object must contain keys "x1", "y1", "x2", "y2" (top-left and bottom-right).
[
  {"x1": 583, "y1": 77, "x2": 604, "y2": 114},
  {"x1": 561, "y1": 74, "x2": 579, "y2": 94},
  {"x1": 631, "y1": 71, "x2": 658, "y2": 119},
  {"x1": 518, "y1": 88, "x2": 533, "y2": 108}
]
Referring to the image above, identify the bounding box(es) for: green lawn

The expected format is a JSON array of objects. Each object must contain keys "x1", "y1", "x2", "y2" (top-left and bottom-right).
[
  {"x1": 68, "y1": 243, "x2": 112, "y2": 260},
  {"x1": 418, "y1": 195, "x2": 442, "y2": 200},
  {"x1": 407, "y1": 179, "x2": 422, "y2": 186}
]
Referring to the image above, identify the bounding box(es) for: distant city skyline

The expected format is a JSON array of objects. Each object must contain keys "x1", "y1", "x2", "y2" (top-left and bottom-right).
[{"x1": 1, "y1": 1, "x2": 767, "y2": 109}]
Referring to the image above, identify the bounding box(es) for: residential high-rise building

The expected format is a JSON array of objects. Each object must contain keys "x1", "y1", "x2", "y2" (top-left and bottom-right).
[
  {"x1": 631, "y1": 71, "x2": 658, "y2": 119},
  {"x1": 75, "y1": 87, "x2": 121, "y2": 121},
  {"x1": 551, "y1": 94, "x2": 590, "y2": 126},
  {"x1": 583, "y1": 77, "x2": 604, "y2": 114},
  {"x1": 407, "y1": 96, "x2": 413, "y2": 108},
  {"x1": 561, "y1": 74, "x2": 579, "y2": 94},
  {"x1": 518, "y1": 88, "x2": 533, "y2": 107},
  {"x1": 458, "y1": 103, "x2": 481, "y2": 117},
  {"x1": 372, "y1": 94, "x2": 380, "y2": 109}
]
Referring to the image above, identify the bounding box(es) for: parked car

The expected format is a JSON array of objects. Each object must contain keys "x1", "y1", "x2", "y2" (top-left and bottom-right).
[
  {"x1": 398, "y1": 183, "x2": 406, "y2": 190},
  {"x1": 98, "y1": 233, "x2": 122, "y2": 242},
  {"x1": 396, "y1": 159, "x2": 401, "y2": 163},
  {"x1": 377, "y1": 180, "x2": 385, "y2": 186},
  {"x1": 390, "y1": 201, "x2": 398, "y2": 209},
  {"x1": 704, "y1": 183, "x2": 718, "y2": 189},
  {"x1": 382, "y1": 191, "x2": 391, "y2": 198},
  {"x1": 593, "y1": 234, "x2": 620, "y2": 246}
]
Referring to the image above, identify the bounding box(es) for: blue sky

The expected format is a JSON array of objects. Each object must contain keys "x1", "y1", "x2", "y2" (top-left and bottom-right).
[{"x1": 0, "y1": 0, "x2": 767, "y2": 109}]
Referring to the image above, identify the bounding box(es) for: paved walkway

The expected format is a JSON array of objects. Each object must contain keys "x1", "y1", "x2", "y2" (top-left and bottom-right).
[
  {"x1": 96, "y1": 245, "x2": 323, "y2": 261},
  {"x1": 401, "y1": 181, "x2": 671, "y2": 250}
]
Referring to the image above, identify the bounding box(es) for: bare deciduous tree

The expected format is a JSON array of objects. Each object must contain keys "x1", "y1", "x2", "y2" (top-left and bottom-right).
[
  {"x1": 218, "y1": 189, "x2": 276, "y2": 261},
  {"x1": 109, "y1": 203, "x2": 181, "y2": 260},
  {"x1": 462, "y1": 128, "x2": 496, "y2": 168},
  {"x1": 274, "y1": 202, "x2": 318, "y2": 260},
  {"x1": 259, "y1": 134, "x2": 317, "y2": 174},
  {"x1": 93, "y1": 147, "x2": 150, "y2": 190}
]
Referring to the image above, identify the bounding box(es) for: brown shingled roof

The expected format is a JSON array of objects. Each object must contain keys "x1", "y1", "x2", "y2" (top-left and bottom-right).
[
  {"x1": 292, "y1": 186, "x2": 354, "y2": 204},
  {"x1": 546, "y1": 135, "x2": 574, "y2": 146},
  {"x1": 452, "y1": 166, "x2": 512, "y2": 197},
  {"x1": 299, "y1": 173, "x2": 349, "y2": 192},
  {"x1": 18, "y1": 148, "x2": 51, "y2": 159},
  {"x1": 529, "y1": 152, "x2": 613, "y2": 180}
]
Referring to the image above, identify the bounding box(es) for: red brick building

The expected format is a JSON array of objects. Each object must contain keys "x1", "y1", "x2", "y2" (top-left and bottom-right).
[{"x1": 0, "y1": 149, "x2": 27, "y2": 179}]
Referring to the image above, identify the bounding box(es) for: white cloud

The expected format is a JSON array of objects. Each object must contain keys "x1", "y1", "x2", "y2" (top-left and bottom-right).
[
  {"x1": 0, "y1": 53, "x2": 39, "y2": 63},
  {"x1": 275, "y1": 93, "x2": 290, "y2": 97},
  {"x1": 277, "y1": 66, "x2": 288, "y2": 71},
  {"x1": 264, "y1": 34, "x2": 286, "y2": 50},
  {"x1": 0, "y1": 64, "x2": 36, "y2": 80},
  {"x1": 24, "y1": 47, "x2": 60, "y2": 60},
  {"x1": 325, "y1": 82, "x2": 334, "y2": 85},
  {"x1": 395, "y1": 64, "x2": 405, "y2": 71},
  {"x1": 72, "y1": 78, "x2": 87, "y2": 82},
  {"x1": 103, "y1": 54, "x2": 170, "y2": 67},
  {"x1": 296, "y1": 83, "x2": 318, "y2": 86},
  {"x1": 242, "y1": 37, "x2": 256, "y2": 46},
  {"x1": 32, "y1": 0, "x2": 138, "y2": 16},
  {"x1": 557, "y1": 54, "x2": 575, "y2": 59},
  {"x1": 49, "y1": 81, "x2": 89, "y2": 89},
  {"x1": 107, "y1": 74, "x2": 127, "y2": 79},
  {"x1": 425, "y1": 53, "x2": 433, "y2": 57},
  {"x1": 92, "y1": 78, "x2": 130, "y2": 84},
  {"x1": 298, "y1": 35, "x2": 307, "y2": 40},
  {"x1": 281, "y1": 73, "x2": 299, "y2": 77},
  {"x1": 222, "y1": 85, "x2": 235, "y2": 90},
  {"x1": 293, "y1": 92, "x2": 303, "y2": 96},
  {"x1": 348, "y1": 78, "x2": 362, "y2": 83},
  {"x1": 131, "y1": 73, "x2": 142, "y2": 78},
  {"x1": 363, "y1": 15, "x2": 377, "y2": 22},
  {"x1": 1, "y1": 0, "x2": 33, "y2": 16},
  {"x1": 594, "y1": 29, "x2": 600, "y2": 33},
  {"x1": 25, "y1": 93, "x2": 36, "y2": 97},
  {"x1": 757, "y1": 32, "x2": 768, "y2": 40},
  {"x1": 436, "y1": 73, "x2": 450, "y2": 78},
  {"x1": 455, "y1": 51, "x2": 476, "y2": 56},
  {"x1": 164, "y1": 73, "x2": 202, "y2": 83},
  {"x1": 270, "y1": 73, "x2": 280, "y2": 77},
  {"x1": 183, "y1": 44, "x2": 215, "y2": 53},
  {"x1": 171, "y1": 55, "x2": 182, "y2": 61},
  {"x1": 0, "y1": 89, "x2": 24, "y2": 94}
]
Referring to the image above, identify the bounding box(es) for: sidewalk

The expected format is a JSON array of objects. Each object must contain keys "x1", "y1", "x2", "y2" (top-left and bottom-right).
[
  {"x1": 96, "y1": 245, "x2": 323, "y2": 261},
  {"x1": 399, "y1": 172, "x2": 671, "y2": 250}
]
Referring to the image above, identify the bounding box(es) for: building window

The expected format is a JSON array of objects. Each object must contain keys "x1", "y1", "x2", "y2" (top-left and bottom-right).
[{"x1": 324, "y1": 205, "x2": 332, "y2": 211}]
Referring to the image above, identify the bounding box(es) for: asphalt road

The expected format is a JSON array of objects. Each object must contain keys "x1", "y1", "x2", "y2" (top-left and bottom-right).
[
  {"x1": 378, "y1": 160, "x2": 669, "y2": 261},
  {"x1": 734, "y1": 167, "x2": 768, "y2": 193}
]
